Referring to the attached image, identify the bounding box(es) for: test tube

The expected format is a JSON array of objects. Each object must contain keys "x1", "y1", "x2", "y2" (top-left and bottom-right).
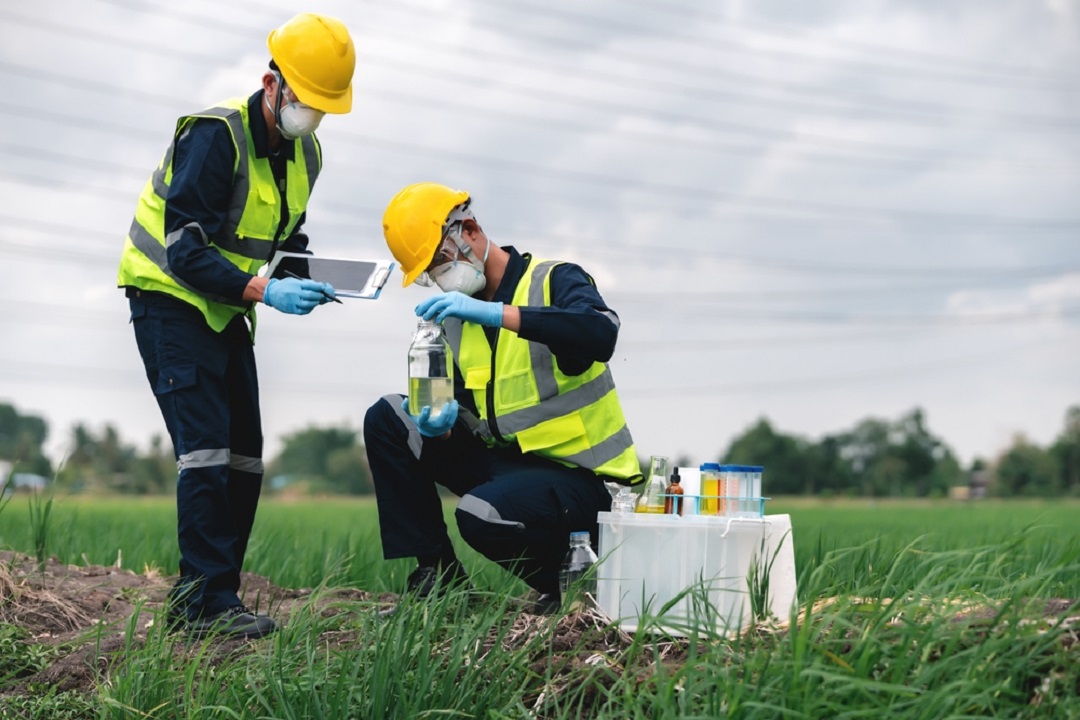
[
  {"x1": 749, "y1": 465, "x2": 763, "y2": 516},
  {"x1": 699, "y1": 462, "x2": 720, "y2": 515},
  {"x1": 719, "y1": 464, "x2": 737, "y2": 516}
]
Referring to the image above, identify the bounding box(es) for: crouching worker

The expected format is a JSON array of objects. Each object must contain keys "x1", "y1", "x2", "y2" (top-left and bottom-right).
[{"x1": 365, "y1": 182, "x2": 642, "y2": 615}]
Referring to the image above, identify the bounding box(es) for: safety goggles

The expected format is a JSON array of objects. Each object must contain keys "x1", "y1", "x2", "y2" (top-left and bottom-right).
[{"x1": 414, "y1": 224, "x2": 465, "y2": 287}]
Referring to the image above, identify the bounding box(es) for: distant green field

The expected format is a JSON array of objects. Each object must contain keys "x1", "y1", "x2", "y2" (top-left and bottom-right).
[{"x1": 1, "y1": 495, "x2": 1077, "y2": 596}]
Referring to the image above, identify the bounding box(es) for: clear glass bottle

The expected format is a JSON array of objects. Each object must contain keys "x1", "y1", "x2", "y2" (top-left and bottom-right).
[
  {"x1": 407, "y1": 319, "x2": 454, "y2": 418},
  {"x1": 636, "y1": 455, "x2": 668, "y2": 514},
  {"x1": 606, "y1": 482, "x2": 637, "y2": 513},
  {"x1": 559, "y1": 530, "x2": 599, "y2": 607}
]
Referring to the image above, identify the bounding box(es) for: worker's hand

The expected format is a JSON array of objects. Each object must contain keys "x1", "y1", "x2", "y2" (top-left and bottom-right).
[
  {"x1": 416, "y1": 292, "x2": 503, "y2": 328},
  {"x1": 317, "y1": 283, "x2": 339, "y2": 304},
  {"x1": 402, "y1": 398, "x2": 459, "y2": 438},
  {"x1": 263, "y1": 277, "x2": 326, "y2": 315}
]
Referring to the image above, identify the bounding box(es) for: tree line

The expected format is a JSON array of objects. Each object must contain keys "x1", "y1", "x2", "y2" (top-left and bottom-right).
[{"x1": 2, "y1": 402, "x2": 1078, "y2": 498}]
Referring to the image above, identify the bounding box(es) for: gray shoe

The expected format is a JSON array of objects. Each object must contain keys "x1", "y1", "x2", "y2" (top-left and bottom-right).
[{"x1": 189, "y1": 606, "x2": 278, "y2": 639}]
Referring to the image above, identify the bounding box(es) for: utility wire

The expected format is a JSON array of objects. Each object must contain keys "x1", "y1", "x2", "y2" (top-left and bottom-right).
[
  {"x1": 620, "y1": 0, "x2": 1075, "y2": 82},
  {"x1": 631, "y1": 334, "x2": 1080, "y2": 397},
  {"x1": 466, "y1": 0, "x2": 1080, "y2": 91},
  {"x1": 12, "y1": 4, "x2": 1077, "y2": 134},
  {"x1": 3, "y1": 14, "x2": 1076, "y2": 168}
]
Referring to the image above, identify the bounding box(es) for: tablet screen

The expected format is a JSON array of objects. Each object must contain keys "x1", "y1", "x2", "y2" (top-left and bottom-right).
[{"x1": 265, "y1": 253, "x2": 393, "y2": 299}]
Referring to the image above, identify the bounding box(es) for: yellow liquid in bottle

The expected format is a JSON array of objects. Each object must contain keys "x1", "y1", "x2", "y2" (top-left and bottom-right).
[
  {"x1": 408, "y1": 376, "x2": 454, "y2": 417},
  {"x1": 702, "y1": 476, "x2": 718, "y2": 515}
]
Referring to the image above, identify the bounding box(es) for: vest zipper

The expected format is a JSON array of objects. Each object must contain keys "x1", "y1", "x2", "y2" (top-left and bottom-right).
[{"x1": 485, "y1": 330, "x2": 505, "y2": 443}]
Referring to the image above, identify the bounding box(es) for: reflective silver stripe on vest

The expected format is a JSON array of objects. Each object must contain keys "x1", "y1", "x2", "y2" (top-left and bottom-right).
[
  {"x1": 444, "y1": 260, "x2": 620, "y2": 441},
  {"x1": 559, "y1": 423, "x2": 633, "y2": 470},
  {"x1": 526, "y1": 261, "x2": 561, "y2": 400},
  {"x1": 177, "y1": 448, "x2": 230, "y2": 471},
  {"x1": 300, "y1": 134, "x2": 319, "y2": 197},
  {"x1": 456, "y1": 405, "x2": 486, "y2": 438},
  {"x1": 151, "y1": 142, "x2": 175, "y2": 198},
  {"x1": 456, "y1": 495, "x2": 525, "y2": 530},
  {"x1": 194, "y1": 106, "x2": 251, "y2": 234},
  {"x1": 496, "y1": 367, "x2": 617, "y2": 436},
  {"x1": 230, "y1": 454, "x2": 264, "y2": 474},
  {"x1": 385, "y1": 393, "x2": 424, "y2": 460},
  {"x1": 127, "y1": 217, "x2": 240, "y2": 307},
  {"x1": 167, "y1": 222, "x2": 207, "y2": 247},
  {"x1": 600, "y1": 308, "x2": 620, "y2": 329}
]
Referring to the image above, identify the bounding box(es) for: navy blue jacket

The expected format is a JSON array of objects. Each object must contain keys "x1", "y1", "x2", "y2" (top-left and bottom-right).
[
  {"x1": 161, "y1": 91, "x2": 314, "y2": 306},
  {"x1": 455, "y1": 246, "x2": 620, "y2": 415}
]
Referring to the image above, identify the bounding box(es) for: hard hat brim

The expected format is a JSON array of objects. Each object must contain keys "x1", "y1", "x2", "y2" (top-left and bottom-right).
[{"x1": 290, "y1": 83, "x2": 353, "y2": 115}]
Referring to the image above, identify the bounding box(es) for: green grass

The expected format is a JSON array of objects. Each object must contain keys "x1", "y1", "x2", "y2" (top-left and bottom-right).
[{"x1": 1, "y1": 495, "x2": 1078, "y2": 718}]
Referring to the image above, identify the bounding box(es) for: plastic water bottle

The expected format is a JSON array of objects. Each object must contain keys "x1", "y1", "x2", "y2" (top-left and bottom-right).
[
  {"x1": 559, "y1": 531, "x2": 599, "y2": 606},
  {"x1": 407, "y1": 319, "x2": 454, "y2": 418}
]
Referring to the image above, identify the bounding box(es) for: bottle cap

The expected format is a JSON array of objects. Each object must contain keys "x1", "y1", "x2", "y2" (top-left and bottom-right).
[
  {"x1": 700, "y1": 462, "x2": 721, "y2": 471},
  {"x1": 569, "y1": 531, "x2": 590, "y2": 542}
]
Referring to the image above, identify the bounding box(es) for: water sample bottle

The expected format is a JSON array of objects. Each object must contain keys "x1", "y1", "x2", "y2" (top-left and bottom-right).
[
  {"x1": 407, "y1": 319, "x2": 454, "y2": 418},
  {"x1": 664, "y1": 467, "x2": 684, "y2": 515},
  {"x1": 636, "y1": 455, "x2": 668, "y2": 514},
  {"x1": 558, "y1": 530, "x2": 599, "y2": 608}
]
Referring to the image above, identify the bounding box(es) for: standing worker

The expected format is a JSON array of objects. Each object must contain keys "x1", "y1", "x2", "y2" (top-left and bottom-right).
[
  {"x1": 116, "y1": 14, "x2": 356, "y2": 638},
  {"x1": 367, "y1": 182, "x2": 642, "y2": 615}
]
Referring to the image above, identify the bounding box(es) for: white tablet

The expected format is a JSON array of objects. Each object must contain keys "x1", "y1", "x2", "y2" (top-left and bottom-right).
[{"x1": 263, "y1": 252, "x2": 395, "y2": 300}]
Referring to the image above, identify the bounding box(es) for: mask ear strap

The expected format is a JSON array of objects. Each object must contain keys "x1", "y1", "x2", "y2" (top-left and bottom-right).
[{"x1": 272, "y1": 72, "x2": 287, "y2": 121}]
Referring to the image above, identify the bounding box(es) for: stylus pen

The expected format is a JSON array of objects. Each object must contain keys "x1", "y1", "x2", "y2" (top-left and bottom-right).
[{"x1": 283, "y1": 270, "x2": 343, "y2": 304}]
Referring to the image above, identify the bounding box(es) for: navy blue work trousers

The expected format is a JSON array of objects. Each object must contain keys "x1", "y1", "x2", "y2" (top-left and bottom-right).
[
  {"x1": 130, "y1": 294, "x2": 263, "y2": 619},
  {"x1": 363, "y1": 394, "x2": 611, "y2": 594}
]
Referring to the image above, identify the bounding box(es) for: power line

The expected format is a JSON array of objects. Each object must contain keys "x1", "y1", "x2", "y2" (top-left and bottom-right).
[
  {"x1": 11, "y1": 4, "x2": 1077, "y2": 136},
  {"x1": 544, "y1": 0, "x2": 1080, "y2": 87},
  {"x1": 363, "y1": 33, "x2": 1079, "y2": 133},
  {"x1": 4, "y1": 14, "x2": 1076, "y2": 169},
  {"x1": 630, "y1": 334, "x2": 1080, "y2": 397}
]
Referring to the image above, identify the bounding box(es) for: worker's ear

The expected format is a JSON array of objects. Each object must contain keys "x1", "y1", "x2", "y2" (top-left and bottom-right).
[
  {"x1": 262, "y1": 71, "x2": 280, "y2": 96},
  {"x1": 461, "y1": 218, "x2": 483, "y2": 240}
]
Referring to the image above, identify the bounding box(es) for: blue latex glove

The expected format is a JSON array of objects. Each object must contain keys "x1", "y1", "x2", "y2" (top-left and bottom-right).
[
  {"x1": 416, "y1": 291, "x2": 503, "y2": 327},
  {"x1": 401, "y1": 398, "x2": 459, "y2": 438},
  {"x1": 263, "y1": 277, "x2": 331, "y2": 315}
]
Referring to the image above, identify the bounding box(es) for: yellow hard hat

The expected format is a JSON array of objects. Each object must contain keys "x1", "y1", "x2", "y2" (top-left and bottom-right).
[
  {"x1": 383, "y1": 183, "x2": 471, "y2": 287},
  {"x1": 267, "y1": 14, "x2": 355, "y2": 114}
]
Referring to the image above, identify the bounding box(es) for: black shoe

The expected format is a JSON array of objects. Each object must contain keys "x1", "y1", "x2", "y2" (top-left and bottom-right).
[
  {"x1": 189, "y1": 606, "x2": 278, "y2": 639},
  {"x1": 528, "y1": 592, "x2": 561, "y2": 616},
  {"x1": 163, "y1": 608, "x2": 186, "y2": 633},
  {"x1": 379, "y1": 562, "x2": 471, "y2": 618}
]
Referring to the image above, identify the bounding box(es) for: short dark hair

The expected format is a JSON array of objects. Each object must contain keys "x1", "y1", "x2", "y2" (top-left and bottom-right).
[{"x1": 269, "y1": 59, "x2": 279, "y2": 72}]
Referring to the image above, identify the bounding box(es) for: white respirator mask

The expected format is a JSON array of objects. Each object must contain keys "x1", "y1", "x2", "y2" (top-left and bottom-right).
[
  {"x1": 430, "y1": 250, "x2": 487, "y2": 295},
  {"x1": 266, "y1": 74, "x2": 325, "y2": 140},
  {"x1": 418, "y1": 204, "x2": 490, "y2": 296}
]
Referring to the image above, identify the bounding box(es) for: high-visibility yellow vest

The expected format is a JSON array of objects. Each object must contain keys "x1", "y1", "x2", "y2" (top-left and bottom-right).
[
  {"x1": 446, "y1": 257, "x2": 642, "y2": 483},
  {"x1": 116, "y1": 97, "x2": 321, "y2": 332}
]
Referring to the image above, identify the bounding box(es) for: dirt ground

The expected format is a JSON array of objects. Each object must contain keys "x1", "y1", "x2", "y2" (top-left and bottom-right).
[{"x1": 0, "y1": 550, "x2": 644, "y2": 705}]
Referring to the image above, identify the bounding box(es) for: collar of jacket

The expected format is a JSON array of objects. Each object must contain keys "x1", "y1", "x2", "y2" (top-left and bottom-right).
[{"x1": 248, "y1": 90, "x2": 296, "y2": 162}]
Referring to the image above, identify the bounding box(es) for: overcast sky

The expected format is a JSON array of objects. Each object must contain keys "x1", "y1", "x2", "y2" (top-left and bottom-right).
[{"x1": 2, "y1": 0, "x2": 1079, "y2": 477}]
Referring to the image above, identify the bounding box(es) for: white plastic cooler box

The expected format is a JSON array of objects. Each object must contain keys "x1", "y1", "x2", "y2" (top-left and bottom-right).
[{"x1": 595, "y1": 511, "x2": 798, "y2": 636}]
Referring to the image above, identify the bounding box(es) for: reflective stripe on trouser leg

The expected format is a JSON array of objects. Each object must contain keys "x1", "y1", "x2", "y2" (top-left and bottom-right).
[
  {"x1": 364, "y1": 394, "x2": 490, "y2": 561},
  {"x1": 131, "y1": 303, "x2": 261, "y2": 618},
  {"x1": 454, "y1": 454, "x2": 611, "y2": 593}
]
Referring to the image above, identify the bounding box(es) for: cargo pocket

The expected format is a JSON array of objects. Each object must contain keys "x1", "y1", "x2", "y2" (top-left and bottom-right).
[{"x1": 153, "y1": 363, "x2": 197, "y2": 396}]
